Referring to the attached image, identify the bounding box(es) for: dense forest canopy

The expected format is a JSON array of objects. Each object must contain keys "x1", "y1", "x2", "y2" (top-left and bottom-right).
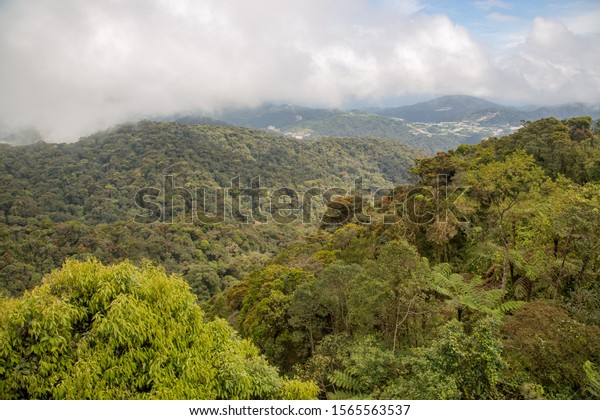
[
  {"x1": 209, "y1": 116, "x2": 600, "y2": 399},
  {"x1": 1, "y1": 116, "x2": 600, "y2": 399},
  {"x1": 0, "y1": 121, "x2": 417, "y2": 224},
  {"x1": 0, "y1": 122, "x2": 418, "y2": 297}
]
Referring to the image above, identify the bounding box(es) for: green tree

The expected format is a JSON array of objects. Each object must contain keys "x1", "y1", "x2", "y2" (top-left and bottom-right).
[
  {"x1": 348, "y1": 240, "x2": 433, "y2": 350},
  {"x1": 311, "y1": 262, "x2": 363, "y2": 335},
  {"x1": 501, "y1": 301, "x2": 600, "y2": 399},
  {"x1": 430, "y1": 263, "x2": 524, "y2": 321},
  {"x1": 0, "y1": 259, "x2": 318, "y2": 399},
  {"x1": 236, "y1": 265, "x2": 315, "y2": 372},
  {"x1": 467, "y1": 150, "x2": 546, "y2": 291},
  {"x1": 383, "y1": 317, "x2": 504, "y2": 399},
  {"x1": 583, "y1": 361, "x2": 600, "y2": 398}
]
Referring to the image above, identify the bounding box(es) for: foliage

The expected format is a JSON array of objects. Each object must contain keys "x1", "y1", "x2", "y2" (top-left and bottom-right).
[
  {"x1": 0, "y1": 219, "x2": 307, "y2": 300},
  {"x1": 0, "y1": 259, "x2": 318, "y2": 399},
  {"x1": 583, "y1": 361, "x2": 600, "y2": 398},
  {"x1": 2, "y1": 116, "x2": 600, "y2": 400},
  {"x1": 233, "y1": 265, "x2": 316, "y2": 372},
  {"x1": 431, "y1": 263, "x2": 524, "y2": 321},
  {"x1": 0, "y1": 122, "x2": 417, "y2": 300},
  {"x1": 0, "y1": 121, "x2": 417, "y2": 225},
  {"x1": 383, "y1": 317, "x2": 504, "y2": 399},
  {"x1": 501, "y1": 301, "x2": 600, "y2": 399}
]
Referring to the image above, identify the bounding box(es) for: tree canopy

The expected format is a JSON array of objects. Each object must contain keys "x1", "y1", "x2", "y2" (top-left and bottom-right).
[
  {"x1": 2, "y1": 116, "x2": 600, "y2": 400},
  {"x1": 0, "y1": 259, "x2": 318, "y2": 399}
]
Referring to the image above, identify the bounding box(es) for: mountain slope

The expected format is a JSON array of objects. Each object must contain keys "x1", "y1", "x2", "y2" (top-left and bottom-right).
[
  {"x1": 173, "y1": 105, "x2": 512, "y2": 153},
  {"x1": 286, "y1": 112, "x2": 478, "y2": 152},
  {"x1": 116, "y1": 97, "x2": 591, "y2": 156},
  {"x1": 375, "y1": 95, "x2": 508, "y2": 122},
  {"x1": 0, "y1": 121, "x2": 419, "y2": 225},
  {"x1": 0, "y1": 121, "x2": 420, "y2": 297},
  {"x1": 374, "y1": 95, "x2": 600, "y2": 126},
  {"x1": 214, "y1": 104, "x2": 338, "y2": 129},
  {"x1": 0, "y1": 128, "x2": 43, "y2": 146}
]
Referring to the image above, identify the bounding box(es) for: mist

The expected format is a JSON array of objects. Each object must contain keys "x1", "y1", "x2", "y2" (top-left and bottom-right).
[{"x1": 1, "y1": 0, "x2": 599, "y2": 141}]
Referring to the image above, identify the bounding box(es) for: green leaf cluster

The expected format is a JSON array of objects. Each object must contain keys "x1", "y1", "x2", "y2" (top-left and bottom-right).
[{"x1": 0, "y1": 259, "x2": 317, "y2": 399}]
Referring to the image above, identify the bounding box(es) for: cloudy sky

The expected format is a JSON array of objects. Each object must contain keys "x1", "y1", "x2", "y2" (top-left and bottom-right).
[{"x1": 1, "y1": 0, "x2": 599, "y2": 140}]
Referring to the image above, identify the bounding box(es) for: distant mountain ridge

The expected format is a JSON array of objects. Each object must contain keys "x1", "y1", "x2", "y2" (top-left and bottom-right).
[
  {"x1": 3, "y1": 96, "x2": 598, "y2": 154},
  {"x1": 199, "y1": 95, "x2": 599, "y2": 128},
  {"x1": 162, "y1": 96, "x2": 600, "y2": 153},
  {"x1": 374, "y1": 95, "x2": 510, "y2": 122},
  {"x1": 0, "y1": 128, "x2": 42, "y2": 146},
  {"x1": 213, "y1": 104, "x2": 338, "y2": 129},
  {"x1": 373, "y1": 95, "x2": 600, "y2": 125}
]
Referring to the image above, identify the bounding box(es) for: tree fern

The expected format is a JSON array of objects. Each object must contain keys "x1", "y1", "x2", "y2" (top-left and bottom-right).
[
  {"x1": 583, "y1": 360, "x2": 600, "y2": 398},
  {"x1": 328, "y1": 370, "x2": 363, "y2": 393},
  {"x1": 496, "y1": 300, "x2": 526, "y2": 313},
  {"x1": 431, "y1": 264, "x2": 524, "y2": 319}
]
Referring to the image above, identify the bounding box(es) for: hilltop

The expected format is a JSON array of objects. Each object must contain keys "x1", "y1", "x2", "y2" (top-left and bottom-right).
[
  {"x1": 166, "y1": 96, "x2": 600, "y2": 153},
  {"x1": 0, "y1": 121, "x2": 418, "y2": 224},
  {"x1": 0, "y1": 121, "x2": 419, "y2": 297}
]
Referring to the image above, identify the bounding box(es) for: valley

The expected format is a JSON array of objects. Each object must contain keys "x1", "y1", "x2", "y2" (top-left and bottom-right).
[{"x1": 1, "y1": 115, "x2": 600, "y2": 399}]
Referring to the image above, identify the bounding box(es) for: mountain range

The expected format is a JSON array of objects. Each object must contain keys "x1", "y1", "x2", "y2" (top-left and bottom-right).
[
  {"x1": 173, "y1": 95, "x2": 600, "y2": 153},
  {"x1": 375, "y1": 95, "x2": 600, "y2": 124},
  {"x1": 2, "y1": 95, "x2": 599, "y2": 153}
]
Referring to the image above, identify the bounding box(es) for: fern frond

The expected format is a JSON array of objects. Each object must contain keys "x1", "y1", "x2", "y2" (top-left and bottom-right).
[
  {"x1": 433, "y1": 263, "x2": 453, "y2": 278},
  {"x1": 583, "y1": 361, "x2": 600, "y2": 398},
  {"x1": 329, "y1": 370, "x2": 363, "y2": 393},
  {"x1": 496, "y1": 300, "x2": 525, "y2": 313}
]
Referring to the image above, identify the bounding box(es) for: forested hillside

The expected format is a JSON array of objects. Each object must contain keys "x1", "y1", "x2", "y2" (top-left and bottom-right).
[
  {"x1": 1, "y1": 116, "x2": 599, "y2": 400},
  {"x1": 0, "y1": 121, "x2": 417, "y2": 224},
  {"x1": 206, "y1": 116, "x2": 600, "y2": 399},
  {"x1": 168, "y1": 98, "x2": 600, "y2": 154},
  {"x1": 0, "y1": 121, "x2": 418, "y2": 297},
  {"x1": 287, "y1": 112, "x2": 470, "y2": 152}
]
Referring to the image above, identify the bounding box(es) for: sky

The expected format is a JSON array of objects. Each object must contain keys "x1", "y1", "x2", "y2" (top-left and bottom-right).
[{"x1": 0, "y1": 0, "x2": 599, "y2": 141}]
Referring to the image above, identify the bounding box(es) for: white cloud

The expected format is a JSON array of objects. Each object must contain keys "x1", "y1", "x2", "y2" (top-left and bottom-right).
[
  {"x1": 499, "y1": 18, "x2": 600, "y2": 103},
  {"x1": 558, "y1": 8, "x2": 600, "y2": 35},
  {"x1": 486, "y1": 12, "x2": 520, "y2": 23},
  {"x1": 0, "y1": 0, "x2": 492, "y2": 140},
  {"x1": 474, "y1": 0, "x2": 511, "y2": 10},
  {"x1": 0, "y1": 0, "x2": 598, "y2": 140}
]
